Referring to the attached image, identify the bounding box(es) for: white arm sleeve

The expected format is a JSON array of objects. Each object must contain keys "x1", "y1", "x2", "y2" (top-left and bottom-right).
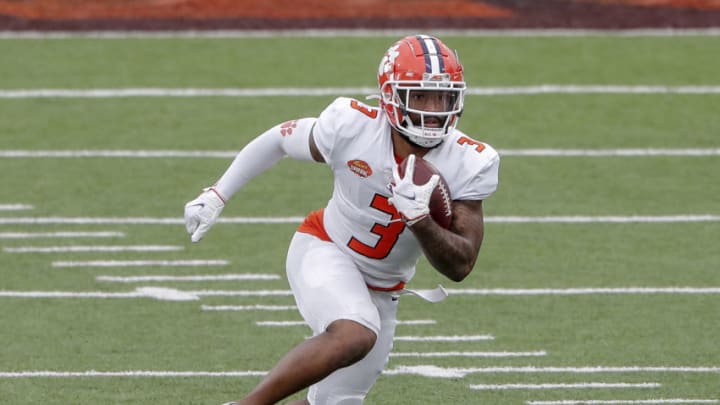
[{"x1": 213, "y1": 118, "x2": 317, "y2": 200}]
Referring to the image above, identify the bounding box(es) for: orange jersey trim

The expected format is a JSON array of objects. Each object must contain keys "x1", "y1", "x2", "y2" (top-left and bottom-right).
[
  {"x1": 367, "y1": 281, "x2": 406, "y2": 292},
  {"x1": 297, "y1": 208, "x2": 332, "y2": 242},
  {"x1": 298, "y1": 209, "x2": 405, "y2": 292}
]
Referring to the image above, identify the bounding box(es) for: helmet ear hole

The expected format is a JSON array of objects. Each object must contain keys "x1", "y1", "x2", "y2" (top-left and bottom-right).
[{"x1": 397, "y1": 89, "x2": 408, "y2": 102}]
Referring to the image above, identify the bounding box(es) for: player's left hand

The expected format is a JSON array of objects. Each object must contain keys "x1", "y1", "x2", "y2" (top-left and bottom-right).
[
  {"x1": 184, "y1": 187, "x2": 226, "y2": 243},
  {"x1": 388, "y1": 154, "x2": 439, "y2": 226}
]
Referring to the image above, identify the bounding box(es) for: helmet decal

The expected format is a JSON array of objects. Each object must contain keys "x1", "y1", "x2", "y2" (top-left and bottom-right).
[
  {"x1": 378, "y1": 44, "x2": 400, "y2": 77},
  {"x1": 415, "y1": 35, "x2": 445, "y2": 74}
]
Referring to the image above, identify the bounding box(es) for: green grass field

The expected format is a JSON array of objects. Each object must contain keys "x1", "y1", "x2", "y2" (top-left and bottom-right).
[{"x1": 0, "y1": 33, "x2": 719, "y2": 404}]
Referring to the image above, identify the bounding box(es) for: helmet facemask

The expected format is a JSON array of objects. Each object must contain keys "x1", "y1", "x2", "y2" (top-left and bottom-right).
[{"x1": 381, "y1": 73, "x2": 466, "y2": 148}]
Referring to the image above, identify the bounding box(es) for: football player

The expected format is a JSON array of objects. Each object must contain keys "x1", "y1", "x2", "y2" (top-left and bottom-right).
[{"x1": 185, "y1": 34, "x2": 500, "y2": 405}]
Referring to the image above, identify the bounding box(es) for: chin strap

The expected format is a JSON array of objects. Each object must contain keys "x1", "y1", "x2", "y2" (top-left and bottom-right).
[{"x1": 396, "y1": 127, "x2": 443, "y2": 150}]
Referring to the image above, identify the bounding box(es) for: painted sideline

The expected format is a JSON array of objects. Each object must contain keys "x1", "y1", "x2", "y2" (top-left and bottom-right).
[{"x1": 1, "y1": 28, "x2": 720, "y2": 39}]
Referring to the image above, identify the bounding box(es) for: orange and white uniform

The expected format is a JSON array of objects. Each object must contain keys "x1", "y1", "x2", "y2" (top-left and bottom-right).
[
  {"x1": 278, "y1": 97, "x2": 498, "y2": 404},
  {"x1": 298, "y1": 97, "x2": 499, "y2": 289},
  {"x1": 196, "y1": 34, "x2": 500, "y2": 405},
  {"x1": 210, "y1": 96, "x2": 498, "y2": 404}
]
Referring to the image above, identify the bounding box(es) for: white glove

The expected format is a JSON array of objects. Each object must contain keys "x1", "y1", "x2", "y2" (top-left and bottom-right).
[
  {"x1": 388, "y1": 154, "x2": 439, "y2": 226},
  {"x1": 184, "y1": 187, "x2": 226, "y2": 243}
]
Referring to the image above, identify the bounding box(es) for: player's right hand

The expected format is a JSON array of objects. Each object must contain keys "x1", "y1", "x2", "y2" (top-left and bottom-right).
[
  {"x1": 388, "y1": 154, "x2": 439, "y2": 226},
  {"x1": 184, "y1": 187, "x2": 226, "y2": 243}
]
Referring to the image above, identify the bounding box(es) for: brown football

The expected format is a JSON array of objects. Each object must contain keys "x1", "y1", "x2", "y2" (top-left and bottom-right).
[{"x1": 397, "y1": 155, "x2": 453, "y2": 229}]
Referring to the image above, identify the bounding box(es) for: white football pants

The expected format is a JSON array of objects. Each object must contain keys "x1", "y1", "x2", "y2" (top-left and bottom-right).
[{"x1": 286, "y1": 232, "x2": 399, "y2": 405}]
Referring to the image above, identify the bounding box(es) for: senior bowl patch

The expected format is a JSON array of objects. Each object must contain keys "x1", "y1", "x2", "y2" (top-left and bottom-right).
[{"x1": 347, "y1": 159, "x2": 373, "y2": 178}]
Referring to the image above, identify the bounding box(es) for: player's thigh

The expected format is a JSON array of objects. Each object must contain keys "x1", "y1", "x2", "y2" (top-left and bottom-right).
[
  {"x1": 307, "y1": 291, "x2": 399, "y2": 405},
  {"x1": 286, "y1": 232, "x2": 380, "y2": 335}
]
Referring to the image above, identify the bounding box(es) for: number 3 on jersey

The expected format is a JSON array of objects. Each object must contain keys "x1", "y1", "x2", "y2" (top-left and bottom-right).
[
  {"x1": 347, "y1": 194, "x2": 404, "y2": 259},
  {"x1": 350, "y1": 100, "x2": 379, "y2": 119}
]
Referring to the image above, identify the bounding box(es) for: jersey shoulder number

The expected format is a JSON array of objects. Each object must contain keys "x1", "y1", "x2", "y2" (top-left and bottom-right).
[{"x1": 349, "y1": 99, "x2": 379, "y2": 119}]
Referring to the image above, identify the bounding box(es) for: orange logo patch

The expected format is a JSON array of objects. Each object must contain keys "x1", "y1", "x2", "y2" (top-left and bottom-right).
[{"x1": 347, "y1": 159, "x2": 373, "y2": 178}]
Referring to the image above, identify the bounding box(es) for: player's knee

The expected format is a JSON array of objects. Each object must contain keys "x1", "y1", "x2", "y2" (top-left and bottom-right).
[{"x1": 326, "y1": 319, "x2": 377, "y2": 368}]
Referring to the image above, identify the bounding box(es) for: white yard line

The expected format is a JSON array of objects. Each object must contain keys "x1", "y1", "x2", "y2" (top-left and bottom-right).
[
  {"x1": 2, "y1": 287, "x2": 719, "y2": 301},
  {"x1": 0, "y1": 231, "x2": 125, "y2": 239},
  {"x1": 0, "y1": 370, "x2": 266, "y2": 378},
  {"x1": 1, "y1": 366, "x2": 718, "y2": 379},
  {"x1": 0, "y1": 287, "x2": 201, "y2": 301},
  {"x1": 446, "y1": 287, "x2": 720, "y2": 295},
  {"x1": 255, "y1": 321, "x2": 305, "y2": 327},
  {"x1": 52, "y1": 259, "x2": 228, "y2": 268},
  {"x1": 528, "y1": 400, "x2": 719, "y2": 405},
  {"x1": 395, "y1": 320, "x2": 436, "y2": 326},
  {"x1": 0, "y1": 287, "x2": 199, "y2": 301},
  {"x1": 0, "y1": 289, "x2": 159, "y2": 299},
  {"x1": 1, "y1": 85, "x2": 720, "y2": 99},
  {"x1": 470, "y1": 85, "x2": 720, "y2": 95},
  {"x1": 486, "y1": 215, "x2": 720, "y2": 223},
  {"x1": 2, "y1": 148, "x2": 720, "y2": 158},
  {"x1": 384, "y1": 365, "x2": 720, "y2": 378},
  {"x1": 188, "y1": 287, "x2": 720, "y2": 297},
  {"x1": 500, "y1": 149, "x2": 720, "y2": 157},
  {"x1": 0, "y1": 217, "x2": 301, "y2": 224},
  {"x1": 190, "y1": 289, "x2": 292, "y2": 297},
  {"x1": 390, "y1": 351, "x2": 546, "y2": 358},
  {"x1": 4, "y1": 245, "x2": 182, "y2": 253},
  {"x1": 0, "y1": 217, "x2": 191, "y2": 224},
  {"x1": 394, "y1": 335, "x2": 494, "y2": 342},
  {"x1": 202, "y1": 304, "x2": 297, "y2": 311},
  {"x1": 0, "y1": 204, "x2": 33, "y2": 211},
  {"x1": 470, "y1": 382, "x2": 661, "y2": 390},
  {"x1": 0, "y1": 215, "x2": 718, "y2": 226},
  {"x1": 98, "y1": 274, "x2": 280, "y2": 283},
  {"x1": 254, "y1": 320, "x2": 436, "y2": 327},
  {"x1": 0, "y1": 150, "x2": 239, "y2": 158}
]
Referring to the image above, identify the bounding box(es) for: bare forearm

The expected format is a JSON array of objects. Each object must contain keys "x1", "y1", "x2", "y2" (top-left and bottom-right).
[{"x1": 407, "y1": 201, "x2": 485, "y2": 282}]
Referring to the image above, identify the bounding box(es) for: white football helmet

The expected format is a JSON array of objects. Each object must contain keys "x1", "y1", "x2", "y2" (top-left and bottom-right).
[{"x1": 377, "y1": 34, "x2": 466, "y2": 148}]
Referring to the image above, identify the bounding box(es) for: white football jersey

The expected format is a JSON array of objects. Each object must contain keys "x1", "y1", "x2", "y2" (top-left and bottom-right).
[{"x1": 311, "y1": 97, "x2": 499, "y2": 288}]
